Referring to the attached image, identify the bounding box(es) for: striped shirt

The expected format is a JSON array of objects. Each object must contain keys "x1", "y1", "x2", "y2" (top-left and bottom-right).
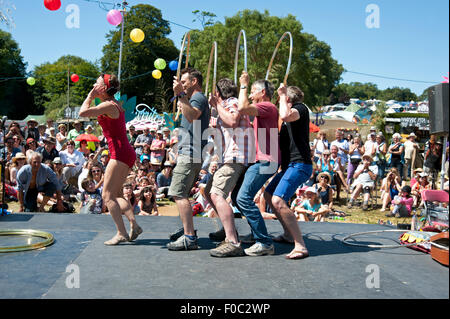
[{"x1": 216, "y1": 97, "x2": 254, "y2": 165}]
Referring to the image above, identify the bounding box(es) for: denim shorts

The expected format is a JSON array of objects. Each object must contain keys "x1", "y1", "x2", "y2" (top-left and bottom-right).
[{"x1": 265, "y1": 162, "x2": 313, "y2": 203}]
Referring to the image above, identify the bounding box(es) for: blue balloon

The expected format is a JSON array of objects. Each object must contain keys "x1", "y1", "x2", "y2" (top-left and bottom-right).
[{"x1": 168, "y1": 60, "x2": 178, "y2": 71}]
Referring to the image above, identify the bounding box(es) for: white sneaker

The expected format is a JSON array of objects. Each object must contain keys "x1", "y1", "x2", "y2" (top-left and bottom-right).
[{"x1": 244, "y1": 242, "x2": 275, "y2": 256}]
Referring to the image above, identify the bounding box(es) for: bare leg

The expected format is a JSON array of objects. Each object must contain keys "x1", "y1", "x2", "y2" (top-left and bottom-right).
[
  {"x1": 264, "y1": 191, "x2": 292, "y2": 240},
  {"x1": 102, "y1": 160, "x2": 136, "y2": 244},
  {"x1": 210, "y1": 193, "x2": 238, "y2": 243},
  {"x1": 272, "y1": 195, "x2": 308, "y2": 257},
  {"x1": 174, "y1": 197, "x2": 196, "y2": 236}
]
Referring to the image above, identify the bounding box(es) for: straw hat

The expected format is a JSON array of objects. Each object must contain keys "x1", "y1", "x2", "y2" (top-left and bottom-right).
[
  {"x1": 27, "y1": 118, "x2": 38, "y2": 125},
  {"x1": 317, "y1": 171, "x2": 331, "y2": 182},
  {"x1": 305, "y1": 187, "x2": 317, "y2": 195},
  {"x1": 12, "y1": 152, "x2": 26, "y2": 163},
  {"x1": 362, "y1": 154, "x2": 373, "y2": 162}
]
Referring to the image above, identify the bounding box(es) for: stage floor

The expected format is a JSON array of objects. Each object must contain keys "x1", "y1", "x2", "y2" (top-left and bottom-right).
[{"x1": 0, "y1": 213, "x2": 448, "y2": 299}]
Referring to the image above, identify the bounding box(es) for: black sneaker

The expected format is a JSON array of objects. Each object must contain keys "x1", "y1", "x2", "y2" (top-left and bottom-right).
[
  {"x1": 209, "y1": 227, "x2": 225, "y2": 241},
  {"x1": 169, "y1": 227, "x2": 197, "y2": 241}
]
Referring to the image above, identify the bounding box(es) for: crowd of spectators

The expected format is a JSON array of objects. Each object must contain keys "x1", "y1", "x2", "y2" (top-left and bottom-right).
[{"x1": 1, "y1": 117, "x2": 449, "y2": 221}]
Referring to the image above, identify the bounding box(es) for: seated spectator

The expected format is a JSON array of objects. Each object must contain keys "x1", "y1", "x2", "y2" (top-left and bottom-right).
[
  {"x1": 24, "y1": 137, "x2": 38, "y2": 154},
  {"x1": 36, "y1": 136, "x2": 59, "y2": 162},
  {"x1": 137, "y1": 186, "x2": 159, "y2": 216},
  {"x1": 79, "y1": 178, "x2": 105, "y2": 214},
  {"x1": 16, "y1": 151, "x2": 65, "y2": 212},
  {"x1": 293, "y1": 187, "x2": 330, "y2": 222},
  {"x1": 59, "y1": 140, "x2": 85, "y2": 186},
  {"x1": 411, "y1": 172, "x2": 431, "y2": 207},
  {"x1": 140, "y1": 145, "x2": 151, "y2": 164},
  {"x1": 122, "y1": 182, "x2": 139, "y2": 214},
  {"x1": 314, "y1": 172, "x2": 334, "y2": 211},
  {"x1": 9, "y1": 152, "x2": 27, "y2": 187},
  {"x1": 410, "y1": 168, "x2": 423, "y2": 187},
  {"x1": 1, "y1": 136, "x2": 23, "y2": 161},
  {"x1": 317, "y1": 147, "x2": 348, "y2": 200},
  {"x1": 156, "y1": 161, "x2": 173, "y2": 199},
  {"x1": 98, "y1": 149, "x2": 110, "y2": 171},
  {"x1": 78, "y1": 159, "x2": 95, "y2": 191},
  {"x1": 77, "y1": 140, "x2": 91, "y2": 157},
  {"x1": 37, "y1": 123, "x2": 47, "y2": 146},
  {"x1": 380, "y1": 168, "x2": 402, "y2": 212},
  {"x1": 348, "y1": 154, "x2": 378, "y2": 210},
  {"x1": 385, "y1": 185, "x2": 414, "y2": 218},
  {"x1": 88, "y1": 163, "x2": 104, "y2": 194},
  {"x1": 312, "y1": 131, "x2": 329, "y2": 162}
]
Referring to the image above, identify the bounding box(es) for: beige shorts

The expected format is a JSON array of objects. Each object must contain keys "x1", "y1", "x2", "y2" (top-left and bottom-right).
[
  {"x1": 168, "y1": 155, "x2": 202, "y2": 198},
  {"x1": 204, "y1": 163, "x2": 247, "y2": 199}
]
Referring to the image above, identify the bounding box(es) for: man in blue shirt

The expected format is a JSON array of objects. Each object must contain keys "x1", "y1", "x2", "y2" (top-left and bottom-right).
[{"x1": 17, "y1": 151, "x2": 65, "y2": 212}]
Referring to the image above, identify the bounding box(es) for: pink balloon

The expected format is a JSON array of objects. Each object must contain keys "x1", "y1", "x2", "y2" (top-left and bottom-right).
[{"x1": 107, "y1": 9, "x2": 123, "y2": 26}]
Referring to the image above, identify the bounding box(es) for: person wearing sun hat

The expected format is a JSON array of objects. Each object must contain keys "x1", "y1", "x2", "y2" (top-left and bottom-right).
[
  {"x1": 25, "y1": 118, "x2": 40, "y2": 142},
  {"x1": 293, "y1": 186, "x2": 330, "y2": 222},
  {"x1": 36, "y1": 136, "x2": 59, "y2": 162}
]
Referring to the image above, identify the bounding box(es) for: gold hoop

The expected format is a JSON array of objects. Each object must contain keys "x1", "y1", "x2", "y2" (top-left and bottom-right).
[
  {"x1": 234, "y1": 30, "x2": 248, "y2": 84},
  {"x1": 173, "y1": 31, "x2": 191, "y2": 120},
  {"x1": 265, "y1": 32, "x2": 293, "y2": 85},
  {"x1": 204, "y1": 41, "x2": 218, "y2": 97},
  {"x1": 0, "y1": 229, "x2": 55, "y2": 253}
]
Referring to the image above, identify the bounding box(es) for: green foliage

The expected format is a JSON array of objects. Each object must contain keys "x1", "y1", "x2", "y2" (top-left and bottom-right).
[
  {"x1": 0, "y1": 30, "x2": 34, "y2": 118},
  {"x1": 188, "y1": 10, "x2": 344, "y2": 109},
  {"x1": 332, "y1": 82, "x2": 419, "y2": 103},
  {"x1": 101, "y1": 4, "x2": 179, "y2": 112},
  {"x1": 192, "y1": 10, "x2": 217, "y2": 29},
  {"x1": 31, "y1": 55, "x2": 100, "y2": 115},
  {"x1": 379, "y1": 86, "x2": 418, "y2": 102}
]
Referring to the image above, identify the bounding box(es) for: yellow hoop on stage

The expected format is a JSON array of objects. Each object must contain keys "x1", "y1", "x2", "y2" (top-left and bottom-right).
[
  {"x1": 0, "y1": 229, "x2": 54, "y2": 253},
  {"x1": 204, "y1": 41, "x2": 218, "y2": 97},
  {"x1": 173, "y1": 31, "x2": 191, "y2": 121},
  {"x1": 234, "y1": 30, "x2": 248, "y2": 85},
  {"x1": 265, "y1": 32, "x2": 293, "y2": 85}
]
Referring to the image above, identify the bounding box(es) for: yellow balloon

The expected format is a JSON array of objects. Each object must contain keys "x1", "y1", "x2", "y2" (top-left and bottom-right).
[
  {"x1": 130, "y1": 28, "x2": 145, "y2": 43},
  {"x1": 152, "y1": 70, "x2": 162, "y2": 79}
]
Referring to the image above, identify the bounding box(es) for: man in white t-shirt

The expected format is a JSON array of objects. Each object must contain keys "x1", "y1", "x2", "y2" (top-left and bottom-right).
[
  {"x1": 59, "y1": 140, "x2": 86, "y2": 185},
  {"x1": 348, "y1": 154, "x2": 378, "y2": 210},
  {"x1": 403, "y1": 132, "x2": 419, "y2": 179},
  {"x1": 364, "y1": 132, "x2": 378, "y2": 158}
]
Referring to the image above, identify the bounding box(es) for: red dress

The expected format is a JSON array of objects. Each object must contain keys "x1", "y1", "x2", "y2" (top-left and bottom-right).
[{"x1": 97, "y1": 104, "x2": 136, "y2": 169}]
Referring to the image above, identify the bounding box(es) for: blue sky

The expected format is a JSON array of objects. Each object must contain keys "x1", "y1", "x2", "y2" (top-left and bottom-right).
[{"x1": 1, "y1": 0, "x2": 449, "y2": 96}]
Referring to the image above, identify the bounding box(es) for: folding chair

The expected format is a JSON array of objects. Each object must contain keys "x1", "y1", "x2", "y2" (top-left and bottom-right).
[{"x1": 420, "y1": 190, "x2": 449, "y2": 229}]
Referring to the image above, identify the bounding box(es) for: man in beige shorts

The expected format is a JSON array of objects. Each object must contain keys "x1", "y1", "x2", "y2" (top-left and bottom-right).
[
  {"x1": 205, "y1": 78, "x2": 253, "y2": 257},
  {"x1": 166, "y1": 68, "x2": 210, "y2": 251}
]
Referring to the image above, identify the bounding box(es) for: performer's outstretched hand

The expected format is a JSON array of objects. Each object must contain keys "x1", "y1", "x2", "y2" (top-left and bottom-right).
[{"x1": 239, "y1": 71, "x2": 249, "y2": 87}]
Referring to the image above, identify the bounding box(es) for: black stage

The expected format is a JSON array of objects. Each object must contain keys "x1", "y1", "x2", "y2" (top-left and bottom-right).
[{"x1": 0, "y1": 213, "x2": 448, "y2": 299}]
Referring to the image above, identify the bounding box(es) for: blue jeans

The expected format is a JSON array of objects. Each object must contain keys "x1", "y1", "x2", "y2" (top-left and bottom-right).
[{"x1": 234, "y1": 161, "x2": 278, "y2": 246}]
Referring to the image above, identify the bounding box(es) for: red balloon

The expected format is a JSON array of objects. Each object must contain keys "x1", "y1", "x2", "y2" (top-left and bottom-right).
[
  {"x1": 71, "y1": 74, "x2": 79, "y2": 83},
  {"x1": 44, "y1": 0, "x2": 61, "y2": 11}
]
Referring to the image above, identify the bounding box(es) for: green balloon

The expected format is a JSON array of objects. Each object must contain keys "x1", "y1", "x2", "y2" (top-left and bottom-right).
[
  {"x1": 27, "y1": 77, "x2": 36, "y2": 86},
  {"x1": 154, "y1": 58, "x2": 166, "y2": 70},
  {"x1": 94, "y1": 98, "x2": 102, "y2": 106}
]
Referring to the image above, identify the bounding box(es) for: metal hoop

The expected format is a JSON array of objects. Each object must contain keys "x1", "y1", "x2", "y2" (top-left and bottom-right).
[
  {"x1": 173, "y1": 31, "x2": 191, "y2": 120},
  {"x1": 341, "y1": 229, "x2": 428, "y2": 249},
  {"x1": 234, "y1": 30, "x2": 248, "y2": 84},
  {"x1": 265, "y1": 32, "x2": 293, "y2": 85},
  {"x1": 205, "y1": 41, "x2": 218, "y2": 97},
  {"x1": 0, "y1": 229, "x2": 54, "y2": 253}
]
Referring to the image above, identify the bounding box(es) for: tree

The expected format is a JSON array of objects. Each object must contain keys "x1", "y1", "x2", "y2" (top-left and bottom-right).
[
  {"x1": 379, "y1": 87, "x2": 418, "y2": 102},
  {"x1": 31, "y1": 55, "x2": 100, "y2": 116},
  {"x1": 192, "y1": 10, "x2": 217, "y2": 29},
  {"x1": 0, "y1": 30, "x2": 34, "y2": 118},
  {"x1": 101, "y1": 4, "x2": 179, "y2": 112},
  {"x1": 332, "y1": 82, "x2": 380, "y2": 100},
  {"x1": 187, "y1": 10, "x2": 344, "y2": 108}
]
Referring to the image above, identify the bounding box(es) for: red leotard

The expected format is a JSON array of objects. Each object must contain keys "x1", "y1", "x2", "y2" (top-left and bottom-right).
[{"x1": 97, "y1": 104, "x2": 136, "y2": 168}]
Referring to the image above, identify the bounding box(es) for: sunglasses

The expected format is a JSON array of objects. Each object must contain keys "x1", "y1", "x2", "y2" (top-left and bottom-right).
[
  {"x1": 320, "y1": 176, "x2": 329, "y2": 180},
  {"x1": 92, "y1": 169, "x2": 101, "y2": 173}
]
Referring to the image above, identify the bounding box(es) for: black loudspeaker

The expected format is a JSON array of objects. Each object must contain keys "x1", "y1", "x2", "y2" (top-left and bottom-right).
[{"x1": 428, "y1": 83, "x2": 449, "y2": 135}]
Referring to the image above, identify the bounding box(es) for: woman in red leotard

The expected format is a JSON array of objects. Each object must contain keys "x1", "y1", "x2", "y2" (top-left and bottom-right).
[{"x1": 79, "y1": 74, "x2": 142, "y2": 245}]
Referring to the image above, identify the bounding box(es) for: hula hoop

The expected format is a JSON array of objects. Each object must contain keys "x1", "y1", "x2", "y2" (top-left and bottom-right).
[
  {"x1": 265, "y1": 32, "x2": 293, "y2": 85},
  {"x1": 0, "y1": 229, "x2": 54, "y2": 253},
  {"x1": 204, "y1": 41, "x2": 218, "y2": 97},
  {"x1": 234, "y1": 30, "x2": 248, "y2": 85},
  {"x1": 174, "y1": 31, "x2": 191, "y2": 121},
  {"x1": 341, "y1": 229, "x2": 429, "y2": 249}
]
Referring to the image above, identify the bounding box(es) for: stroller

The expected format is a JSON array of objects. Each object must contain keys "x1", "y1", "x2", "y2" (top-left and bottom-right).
[{"x1": 417, "y1": 190, "x2": 449, "y2": 230}]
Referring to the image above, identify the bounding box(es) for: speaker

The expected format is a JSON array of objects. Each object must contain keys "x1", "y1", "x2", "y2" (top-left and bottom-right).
[{"x1": 428, "y1": 83, "x2": 449, "y2": 135}]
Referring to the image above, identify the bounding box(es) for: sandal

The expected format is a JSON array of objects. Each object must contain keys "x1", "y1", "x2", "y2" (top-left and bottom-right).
[
  {"x1": 104, "y1": 234, "x2": 129, "y2": 246},
  {"x1": 272, "y1": 234, "x2": 294, "y2": 244},
  {"x1": 285, "y1": 249, "x2": 309, "y2": 260}
]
